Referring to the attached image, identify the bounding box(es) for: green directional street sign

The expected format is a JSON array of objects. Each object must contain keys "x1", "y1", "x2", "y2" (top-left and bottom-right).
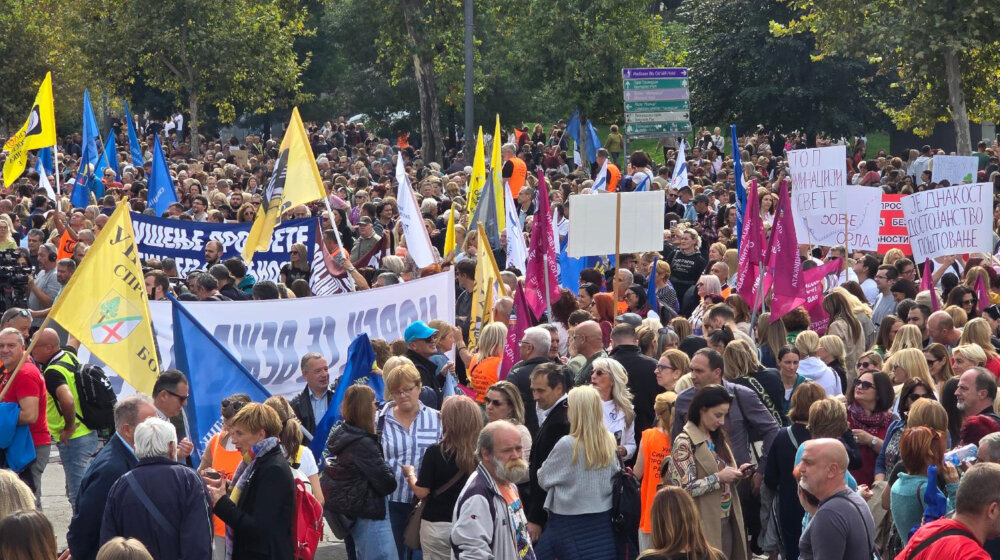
[
  {"x1": 624, "y1": 100, "x2": 690, "y2": 112},
  {"x1": 625, "y1": 111, "x2": 689, "y2": 124},
  {"x1": 625, "y1": 122, "x2": 693, "y2": 135},
  {"x1": 623, "y1": 78, "x2": 689, "y2": 90}
]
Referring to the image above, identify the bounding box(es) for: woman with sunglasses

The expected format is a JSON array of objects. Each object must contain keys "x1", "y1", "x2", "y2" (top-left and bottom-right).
[
  {"x1": 945, "y1": 285, "x2": 979, "y2": 319},
  {"x1": 279, "y1": 243, "x2": 311, "y2": 286},
  {"x1": 197, "y1": 393, "x2": 252, "y2": 557},
  {"x1": 589, "y1": 358, "x2": 637, "y2": 460},
  {"x1": 656, "y1": 349, "x2": 689, "y2": 393},
  {"x1": 689, "y1": 275, "x2": 722, "y2": 337},
  {"x1": 846, "y1": 370, "x2": 896, "y2": 485},
  {"x1": 958, "y1": 318, "x2": 1000, "y2": 377},
  {"x1": 874, "y1": 378, "x2": 936, "y2": 482},
  {"x1": 483, "y1": 381, "x2": 531, "y2": 481},
  {"x1": 923, "y1": 343, "x2": 954, "y2": 392}
]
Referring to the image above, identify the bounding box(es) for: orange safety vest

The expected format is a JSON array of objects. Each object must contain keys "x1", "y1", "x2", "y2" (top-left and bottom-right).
[
  {"x1": 607, "y1": 164, "x2": 622, "y2": 193},
  {"x1": 56, "y1": 230, "x2": 77, "y2": 261},
  {"x1": 508, "y1": 157, "x2": 527, "y2": 198}
]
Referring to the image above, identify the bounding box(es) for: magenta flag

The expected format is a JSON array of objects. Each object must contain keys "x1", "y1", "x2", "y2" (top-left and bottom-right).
[
  {"x1": 525, "y1": 170, "x2": 560, "y2": 319},
  {"x1": 500, "y1": 282, "x2": 535, "y2": 379},
  {"x1": 767, "y1": 181, "x2": 804, "y2": 322},
  {"x1": 735, "y1": 179, "x2": 766, "y2": 310},
  {"x1": 921, "y1": 259, "x2": 941, "y2": 311},
  {"x1": 975, "y1": 273, "x2": 990, "y2": 312},
  {"x1": 801, "y1": 258, "x2": 846, "y2": 334}
]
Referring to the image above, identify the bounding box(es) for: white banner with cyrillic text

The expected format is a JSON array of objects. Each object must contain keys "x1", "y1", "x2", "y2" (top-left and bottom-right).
[{"x1": 901, "y1": 183, "x2": 992, "y2": 261}]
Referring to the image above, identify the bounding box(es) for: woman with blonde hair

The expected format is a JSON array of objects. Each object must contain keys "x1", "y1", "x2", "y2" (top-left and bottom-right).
[
  {"x1": 887, "y1": 348, "x2": 938, "y2": 395},
  {"x1": 0, "y1": 215, "x2": 18, "y2": 250},
  {"x1": 723, "y1": 339, "x2": 784, "y2": 425},
  {"x1": 958, "y1": 317, "x2": 1000, "y2": 376},
  {"x1": 536, "y1": 386, "x2": 619, "y2": 559},
  {"x1": 484, "y1": 380, "x2": 532, "y2": 471},
  {"x1": 0, "y1": 469, "x2": 34, "y2": 522},
  {"x1": 794, "y1": 330, "x2": 842, "y2": 396},
  {"x1": 882, "y1": 248, "x2": 905, "y2": 268},
  {"x1": 951, "y1": 344, "x2": 988, "y2": 376},
  {"x1": 404, "y1": 396, "x2": 483, "y2": 559},
  {"x1": 690, "y1": 275, "x2": 722, "y2": 336},
  {"x1": 666, "y1": 385, "x2": 749, "y2": 560},
  {"x1": 755, "y1": 311, "x2": 788, "y2": 369},
  {"x1": 823, "y1": 291, "x2": 865, "y2": 385},
  {"x1": 635, "y1": 392, "x2": 678, "y2": 552},
  {"x1": 279, "y1": 243, "x2": 311, "y2": 285},
  {"x1": 887, "y1": 324, "x2": 924, "y2": 356},
  {"x1": 656, "y1": 349, "x2": 689, "y2": 393},
  {"x1": 670, "y1": 317, "x2": 693, "y2": 340},
  {"x1": 466, "y1": 322, "x2": 507, "y2": 403},
  {"x1": 817, "y1": 334, "x2": 849, "y2": 392},
  {"x1": 97, "y1": 538, "x2": 154, "y2": 560},
  {"x1": 640, "y1": 486, "x2": 725, "y2": 560},
  {"x1": 590, "y1": 357, "x2": 637, "y2": 459},
  {"x1": 831, "y1": 286, "x2": 876, "y2": 347}
]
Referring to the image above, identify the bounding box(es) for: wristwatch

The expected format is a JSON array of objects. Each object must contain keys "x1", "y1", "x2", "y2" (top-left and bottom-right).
[{"x1": 870, "y1": 437, "x2": 879, "y2": 449}]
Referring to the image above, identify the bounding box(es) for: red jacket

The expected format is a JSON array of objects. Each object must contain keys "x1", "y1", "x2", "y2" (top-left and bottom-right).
[{"x1": 896, "y1": 518, "x2": 989, "y2": 560}]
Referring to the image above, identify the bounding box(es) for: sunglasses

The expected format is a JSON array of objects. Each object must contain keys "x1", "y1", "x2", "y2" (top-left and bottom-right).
[
  {"x1": 855, "y1": 380, "x2": 875, "y2": 390},
  {"x1": 926, "y1": 358, "x2": 939, "y2": 366},
  {"x1": 167, "y1": 389, "x2": 190, "y2": 404},
  {"x1": 221, "y1": 399, "x2": 246, "y2": 411},
  {"x1": 856, "y1": 361, "x2": 873, "y2": 370},
  {"x1": 592, "y1": 369, "x2": 609, "y2": 377},
  {"x1": 906, "y1": 392, "x2": 932, "y2": 403},
  {"x1": 484, "y1": 397, "x2": 508, "y2": 407}
]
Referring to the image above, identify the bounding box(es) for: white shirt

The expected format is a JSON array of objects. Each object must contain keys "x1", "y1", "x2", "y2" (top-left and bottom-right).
[
  {"x1": 602, "y1": 398, "x2": 636, "y2": 461},
  {"x1": 536, "y1": 394, "x2": 568, "y2": 427},
  {"x1": 860, "y1": 278, "x2": 879, "y2": 305}
]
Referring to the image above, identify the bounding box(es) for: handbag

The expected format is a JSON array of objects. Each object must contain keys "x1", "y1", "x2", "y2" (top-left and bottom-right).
[{"x1": 403, "y1": 469, "x2": 466, "y2": 550}]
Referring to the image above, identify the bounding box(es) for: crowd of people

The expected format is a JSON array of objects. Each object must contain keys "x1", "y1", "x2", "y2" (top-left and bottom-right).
[{"x1": 1, "y1": 113, "x2": 1000, "y2": 560}]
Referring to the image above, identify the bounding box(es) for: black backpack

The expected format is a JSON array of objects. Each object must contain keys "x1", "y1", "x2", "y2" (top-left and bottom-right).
[
  {"x1": 74, "y1": 362, "x2": 117, "y2": 432},
  {"x1": 611, "y1": 458, "x2": 641, "y2": 560}
]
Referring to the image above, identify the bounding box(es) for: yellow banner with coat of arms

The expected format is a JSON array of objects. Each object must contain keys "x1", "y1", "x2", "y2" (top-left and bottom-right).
[{"x1": 49, "y1": 201, "x2": 159, "y2": 393}]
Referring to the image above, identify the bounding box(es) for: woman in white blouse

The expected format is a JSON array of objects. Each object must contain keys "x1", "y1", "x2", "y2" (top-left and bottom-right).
[{"x1": 589, "y1": 357, "x2": 637, "y2": 460}]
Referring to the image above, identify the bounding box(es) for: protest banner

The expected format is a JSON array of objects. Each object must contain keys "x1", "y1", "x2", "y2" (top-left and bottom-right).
[
  {"x1": 232, "y1": 149, "x2": 249, "y2": 168},
  {"x1": 878, "y1": 194, "x2": 912, "y2": 255},
  {"x1": 931, "y1": 155, "x2": 978, "y2": 185},
  {"x1": 901, "y1": 183, "x2": 992, "y2": 262},
  {"x1": 791, "y1": 185, "x2": 881, "y2": 250},
  {"x1": 86, "y1": 270, "x2": 455, "y2": 398},
  {"x1": 788, "y1": 145, "x2": 846, "y2": 244},
  {"x1": 567, "y1": 190, "x2": 665, "y2": 257},
  {"x1": 131, "y1": 213, "x2": 315, "y2": 281},
  {"x1": 802, "y1": 258, "x2": 845, "y2": 335}
]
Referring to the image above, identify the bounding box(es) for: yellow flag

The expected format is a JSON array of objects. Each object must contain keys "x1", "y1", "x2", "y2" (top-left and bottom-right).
[
  {"x1": 3, "y1": 72, "x2": 57, "y2": 187},
  {"x1": 49, "y1": 202, "x2": 159, "y2": 393},
  {"x1": 444, "y1": 205, "x2": 456, "y2": 258},
  {"x1": 243, "y1": 107, "x2": 326, "y2": 262},
  {"x1": 465, "y1": 126, "x2": 486, "y2": 225},
  {"x1": 468, "y1": 222, "x2": 507, "y2": 348},
  {"x1": 490, "y1": 115, "x2": 505, "y2": 231}
]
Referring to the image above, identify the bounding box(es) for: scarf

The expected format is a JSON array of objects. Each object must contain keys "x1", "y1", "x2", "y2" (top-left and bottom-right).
[
  {"x1": 848, "y1": 402, "x2": 894, "y2": 436},
  {"x1": 225, "y1": 436, "x2": 280, "y2": 559}
]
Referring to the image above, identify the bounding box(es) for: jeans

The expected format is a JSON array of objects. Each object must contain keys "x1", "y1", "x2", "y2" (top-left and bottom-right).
[
  {"x1": 57, "y1": 431, "x2": 98, "y2": 513},
  {"x1": 388, "y1": 501, "x2": 423, "y2": 560},
  {"x1": 352, "y1": 498, "x2": 399, "y2": 560},
  {"x1": 19, "y1": 444, "x2": 51, "y2": 508}
]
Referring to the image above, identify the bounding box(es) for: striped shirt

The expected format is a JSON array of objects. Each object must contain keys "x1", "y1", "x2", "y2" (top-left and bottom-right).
[{"x1": 379, "y1": 402, "x2": 442, "y2": 503}]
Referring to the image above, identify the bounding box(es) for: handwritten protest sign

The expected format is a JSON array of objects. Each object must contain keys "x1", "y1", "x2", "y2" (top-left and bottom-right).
[
  {"x1": 901, "y1": 183, "x2": 992, "y2": 262},
  {"x1": 878, "y1": 194, "x2": 911, "y2": 255},
  {"x1": 792, "y1": 184, "x2": 881, "y2": 250},
  {"x1": 788, "y1": 146, "x2": 848, "y2": 245},
  {"x1": 931, "y1": 155, "x2": 978, "y2": 186}
]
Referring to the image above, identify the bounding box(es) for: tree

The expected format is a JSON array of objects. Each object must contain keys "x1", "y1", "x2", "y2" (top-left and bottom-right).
[
  {"x1": 773, "y1": 0, "x2": 1000, "y2": 154},
  {"x1": 676, "y1": 0, "x2": 889, "y2": 140}
]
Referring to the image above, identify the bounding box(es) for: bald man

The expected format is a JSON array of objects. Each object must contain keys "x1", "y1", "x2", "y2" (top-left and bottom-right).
[
  {"x1": 928, "y1": 310, "x2": 962, "y2": 347},
  {"x1": 797, "y1": 438, "x2": 875, "y2": 560},
  {"x1": 573, "y1": 320, "x2": 607, "y2": 385}
]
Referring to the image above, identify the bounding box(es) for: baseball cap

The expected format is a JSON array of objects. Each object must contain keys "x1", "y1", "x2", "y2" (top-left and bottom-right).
[
  {"x1": 614, "y1": 313, "x2": 643, "y2": 328},
  {"x1": 358, "y1": 216, "x2": 373, "y2": 225},
  {"x1": 404, "y1": 321, "x2": 438, "y2": 343}
]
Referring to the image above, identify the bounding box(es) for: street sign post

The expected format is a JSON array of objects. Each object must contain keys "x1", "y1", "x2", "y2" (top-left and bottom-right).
[{"x1": 621, "y1": 67, "x2": 692, "y2": 152}]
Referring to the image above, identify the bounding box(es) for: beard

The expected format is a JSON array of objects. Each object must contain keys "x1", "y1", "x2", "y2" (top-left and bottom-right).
[
  {"x1": 491, "y1": 456, "x2": 529, "y2": 483},
  {"x1": 956, "y1": 401, "x2": 967, "y2": 411}
]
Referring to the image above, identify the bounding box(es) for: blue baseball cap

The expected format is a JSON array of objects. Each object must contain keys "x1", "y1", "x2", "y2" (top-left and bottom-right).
[{"x1": 404, "y1": 321, "x2": 438, "y2": 343}]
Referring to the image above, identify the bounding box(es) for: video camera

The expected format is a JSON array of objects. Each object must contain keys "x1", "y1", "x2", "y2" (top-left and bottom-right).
[{"x1": 0, "y1": 249, "x2": 33, "y2": 312}]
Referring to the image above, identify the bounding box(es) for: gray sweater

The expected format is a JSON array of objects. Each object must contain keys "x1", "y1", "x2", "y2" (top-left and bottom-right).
[{"x1": 537, "y1": 435, "x2": 616, "y2": 515}]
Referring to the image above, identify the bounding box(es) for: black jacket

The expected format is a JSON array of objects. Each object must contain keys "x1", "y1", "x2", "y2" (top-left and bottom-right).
[
  {"x1": 406, "y1": 349, "x2": 442, "y2": 401},
  {"x1": 507, "y1": 357, "x2": 552, "y2": 434},
  {"x1": 608, "y1": 345, "x2": 662, "y2": 450},
  {"x1": 321, "y1": 422, "x2": 397, "y2": 520},
  {"x1": 213, "y1": 446, "x2": 295, "y2": 560},
  {"x1": 68, "y1": 435, "x2": 138, "y2": 560},
  {"x1": 527, "y1": 397, "x2": 570, "y2": 527},
  {"x1": 290, "y1": 386, "x2": 333, "y2": 439}
]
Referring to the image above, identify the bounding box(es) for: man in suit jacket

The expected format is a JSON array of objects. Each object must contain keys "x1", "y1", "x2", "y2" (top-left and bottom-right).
[
  {"x1": 526, "y1": 362, "x2": 571, "y2": 544},
  {"x1": 507, "y1": 327, "x2": 553, "y2": 433},
  {"x1": 608, "y1": 324, "x2": 662, "y2": 456},
  {"x1": 68, "y1": 395, "x2": 158, "y2": 560},
  {"x1": 290, "y1": 353, "x2": 333, "y2": 442}
]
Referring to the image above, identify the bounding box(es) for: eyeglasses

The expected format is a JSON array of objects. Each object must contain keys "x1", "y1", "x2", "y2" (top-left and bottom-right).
[
  {"x1": 655, "y1": 364, "x2": 676, "y2": 372},
  {"x1": 856, "y1": 361, "x2": 873, "y2": 370},
  {"x1": 221, "y1": 399, "x2": 245, "y2": 412},
  {"x1": 167, "y1": 389, "x2": 190, "y2": 403},
  {"x1": 907, "y1": 392, "x2": 932, "y2": 403},
  {"x1": 855, "y1": 380, "x2": 875, "y2": 390},
  {"x1": 389, "y1": 384, "x2": 418, "y2": 398},
  {"x1": 484, "y1": 397, "x2": 508, "y2": 407}
]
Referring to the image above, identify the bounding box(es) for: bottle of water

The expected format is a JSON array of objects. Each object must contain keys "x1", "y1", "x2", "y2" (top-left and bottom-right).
[{"x1": 944, "y1": 444, "x2": 978, "y2": 466}]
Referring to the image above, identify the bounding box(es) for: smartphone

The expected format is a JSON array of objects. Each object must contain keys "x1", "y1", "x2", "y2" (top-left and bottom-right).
[{"x1": 740, "y1": 464, "x2": 757, "y2": 476}]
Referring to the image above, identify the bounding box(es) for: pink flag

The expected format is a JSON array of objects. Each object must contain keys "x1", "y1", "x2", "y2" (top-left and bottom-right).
[
  {"x1": 767, "y1": 181, "x2": 804, "y2": 322},
  {"x1": 500, "y1": 282, "x2": 535, "y2": 379},
  {"x1": 525, "y1": 170, "x2": 560, "y2": 319},
  {"x1": 921, "y1": 259, "x2": 941, "y2": 311},
  {"x1": 801, "y1": 258, "x2": 847, "y2": 334},
  {"x1": 975, "y1": 272, "x2": 991, "y2": 312},
  {"x1": 735, "y1": 179, "x2": 766, "y2": 310}
]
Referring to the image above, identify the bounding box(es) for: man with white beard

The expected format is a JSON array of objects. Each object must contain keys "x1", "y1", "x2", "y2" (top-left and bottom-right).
[{"x1": 451, "y1": 421, "x2": 536, "y2": 559}]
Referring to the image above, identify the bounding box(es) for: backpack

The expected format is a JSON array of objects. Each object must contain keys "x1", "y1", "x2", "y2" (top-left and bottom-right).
[
  {"x1": 611, "y1": 456, "x2": 641, "y2": 560},
  {"x1": 293, "y1": 478, "x2": 323, "y2": 560},
  {"x1": 74, "y1": 363, "x2": 117, "y2": 432}
]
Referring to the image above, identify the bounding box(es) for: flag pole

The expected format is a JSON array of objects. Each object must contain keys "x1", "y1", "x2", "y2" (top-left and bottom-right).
[
  {"x1": 52, "y1": 143, "x2": 62, "y2": 204},
  {"x1": 0, "y1": 316, "x2": 53, "y2": 401},
  {"x1": 749, "y1": 262, "x2": 768, "y2": 330},
  {"x1": 843, "y1": 212, "x2": 849, "y2": 278},
  {"x1": 613, "y1": 192, "x2": 622, "y2": 305}
]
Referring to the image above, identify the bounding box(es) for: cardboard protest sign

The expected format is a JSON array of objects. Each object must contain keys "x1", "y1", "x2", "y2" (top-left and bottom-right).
[
  {"x1": 788, "y1": 146, "x2": 848, "y2": 245},
  {"x1": 901, "y1": 183, "x2": 992, "y2": 262},
  {"x1": 232, "y1": 149, "x2": 249, "y2": 168},
  {"x1": 931, "y1": 155, "x2": 978, "y2": 185},
  {"x1": 877, "y1": 194, "x2": 911, "y2": 255},
  {"x1": 567, "y1": 190, "x2": 665, "y2": 257},
  {"x1": 791, "y1": 184, "x2": 881, "y2": 250}
]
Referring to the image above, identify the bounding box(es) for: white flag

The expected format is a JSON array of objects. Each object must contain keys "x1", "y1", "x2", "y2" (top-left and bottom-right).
[
  {"x1": 592, "y1": 157, "x2": 609, "y2": 193},
  {"x1": 394, "y1": 152, "x2": 437, "y2": 268},
  {"x1": 671, "y1": 139, "x2": 689, "y2": 190},
  {"x1": 36, "y1": 158, "x2": 56, "y2": 202},
  {"x1": 504, "y1": 182, "x2": 527, "y2": 272}
]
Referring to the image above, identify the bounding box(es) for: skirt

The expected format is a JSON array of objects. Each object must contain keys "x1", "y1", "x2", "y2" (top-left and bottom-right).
[{"x1": 535, "y1": 510, "x2": 616, "y2": 560}]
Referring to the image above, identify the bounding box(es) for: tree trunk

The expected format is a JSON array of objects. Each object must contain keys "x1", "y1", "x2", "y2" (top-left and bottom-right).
[
  {"x1": 188, "y1": 90, "x2": 199, "y2": 156},
  {"x1": 400, "y1": 0, "x2": 444, "y2": 164},
  {"x1": 943, "y1": 49, "x2": 971, "y2": 155}
]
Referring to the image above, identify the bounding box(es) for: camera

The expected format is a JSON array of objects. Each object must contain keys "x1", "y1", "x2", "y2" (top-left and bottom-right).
[{"x1": 0, "y1": 249, "x2": 33, "y2": 312}]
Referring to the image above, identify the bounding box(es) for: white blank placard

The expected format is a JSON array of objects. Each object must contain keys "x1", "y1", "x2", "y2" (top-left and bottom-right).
[{"x1": 568, "y1": 190, "x2": 665, "y2": 257}]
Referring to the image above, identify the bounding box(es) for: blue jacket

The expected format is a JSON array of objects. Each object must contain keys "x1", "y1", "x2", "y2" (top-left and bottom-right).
[
  {"x1": 100, "y1": 456, "x2": 213, "y2": 560},
  {"x1": 68, "y1": 434, "x2": 138, "y2": 560}
]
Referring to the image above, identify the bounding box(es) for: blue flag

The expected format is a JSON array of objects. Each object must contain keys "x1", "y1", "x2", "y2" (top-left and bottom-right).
[
  {"x1": 93, "y1": 132, "x2": 120, "y2": 192},
  {"x1": 647, "y1": 255, "x2": 659, "y2": 319},
  {"x1": 37, "y1": 147, "x2": 53, "y2": 176},
  {"x1": 124, "y1": 100, "x2": 144, "y2": 167},
  {"x1": 148, "y1": 136, "x2": 178, "y2": 216},
  {"x1": 310, "y1": 333, "x2": 383, "y2": 462},
  {"x1": 170, "y1": 294, "x2": 271, "y2": 465},
  {"x1": 733, "y1": 125, "x2": 747, "y2": 249},
  {"x1": 73, "y1": 90, "x2": 101, "y2": 208},
  {"x1": 566, "y1": 109, "x2": 581, "y2": 146},
  {"x1": 585, "y1": 121, "x2": 602, "y2": 164}
]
